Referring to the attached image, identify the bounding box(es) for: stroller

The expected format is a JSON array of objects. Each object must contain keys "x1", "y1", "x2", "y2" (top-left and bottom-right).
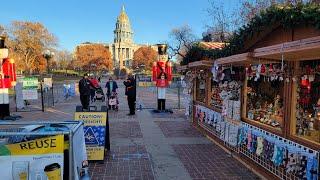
[
  {"x1": 108, "y1": 92, "x2": 119, "y2": 111},
  {"x1": 94, "y1": 87, "x2": 105, "y2": 102}
]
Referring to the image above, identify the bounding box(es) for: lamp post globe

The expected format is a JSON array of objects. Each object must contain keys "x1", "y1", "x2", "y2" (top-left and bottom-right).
[{"x1": 43, "y1": 50, "x2": 54, "y2": 74}]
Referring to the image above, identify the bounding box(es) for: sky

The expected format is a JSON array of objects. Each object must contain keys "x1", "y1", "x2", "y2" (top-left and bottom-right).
[{"x1": 0, "y1": 0, "x2": 239, "y2": 52}]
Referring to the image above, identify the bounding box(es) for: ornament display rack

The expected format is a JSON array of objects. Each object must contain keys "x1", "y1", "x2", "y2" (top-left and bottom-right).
[
  {"x1": 196, "y1": 102, "x2": 319, "y2": 180},
  {"x1": 239, "y1": 122, "x2": 319, "y2": 180}
]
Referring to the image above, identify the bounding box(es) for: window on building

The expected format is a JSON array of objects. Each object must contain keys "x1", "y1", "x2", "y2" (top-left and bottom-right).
[
  {"x1": 292, "y1": 60, "x2": 320, "y2": 144},
  {"x1": 126, "y1": 48, "x2": 129, "y2": 58}
]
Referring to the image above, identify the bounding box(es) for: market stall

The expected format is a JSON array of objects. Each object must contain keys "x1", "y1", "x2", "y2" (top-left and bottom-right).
[{"x1": 186, "y1": 15, "x2": 320, "y2": 180}]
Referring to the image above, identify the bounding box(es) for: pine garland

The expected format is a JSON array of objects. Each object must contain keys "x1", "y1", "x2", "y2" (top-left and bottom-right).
[{"x1": 182, "y1": 3, "x2": 320, "y2": 65}]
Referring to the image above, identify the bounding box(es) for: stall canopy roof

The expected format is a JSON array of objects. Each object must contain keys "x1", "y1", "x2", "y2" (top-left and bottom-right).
[
  {"x1": 214, "y1": 53, "x2": 253, "y2": 65},
  {"x1": 176, "y1": 65, "x2": 188, "y2": 72},
  {"x1": 253, "y1": 36, "x2": 320, "y2": 61},
  {"x1": 214, "y1": 36, "x2": 320, "y2": 65},
  {"x1": 199, "y1": 42, "x2": 226, "y2": 50},
  {"x1": 188, "y1": 60, "x2": 213, "y2": 68}
]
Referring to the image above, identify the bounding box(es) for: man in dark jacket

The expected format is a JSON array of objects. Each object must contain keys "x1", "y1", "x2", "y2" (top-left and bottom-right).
[
  {"x1": 79, "y1": 74, "x2": 91, "y2": 110},
  {"x1": 123, "y1": 75, "x2": 136, "y2": 115}
]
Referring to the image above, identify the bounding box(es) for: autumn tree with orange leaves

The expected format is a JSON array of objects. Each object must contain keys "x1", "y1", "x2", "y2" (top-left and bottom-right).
[
  {"x1": 75, "y1": 43, "x2": 112, "y2": 72},
  {"x1": 132, "y1": 46, "x2": 157, "y2": 71},
  {"x1": 6, "y1": 21, "x2": 57, "y2": 74}
]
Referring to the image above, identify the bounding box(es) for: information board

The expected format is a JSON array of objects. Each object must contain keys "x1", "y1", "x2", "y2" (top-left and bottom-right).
[
  {"x1": 43, "y1": 78, "x2": 53, "y2": 88},
  {"x1": 22, "y1": 77, "x2": 38, "y2": 100},
  {"x1": 74, "y1": 112, "x2": 107, "y2": 161}
]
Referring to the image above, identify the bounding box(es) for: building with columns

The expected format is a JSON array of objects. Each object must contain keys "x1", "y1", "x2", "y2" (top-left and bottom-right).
[
  {"x1": 76, "y1": 6, "x2": 157, "y2": 71},
  {"x1": 108, "y1": 6, "x2": 157, "y2": 70}
]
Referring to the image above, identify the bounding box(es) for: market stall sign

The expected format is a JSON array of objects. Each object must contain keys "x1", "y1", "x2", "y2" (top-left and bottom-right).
[
  {"x1": 74, "y1": 112, "x2": 107, "y2": 161},
  {"x1": 0, "y1": 135, "x2": 64, "y2": 180},
  {"x1": 22, "y1": 77, "x2": 39, "y2": 100},
  {"x1": 138, "y1": 82, "x2": 154, "y2": 87},
  {"x1": 23, "y1": 77, "x2": 38, "y2": 89}
]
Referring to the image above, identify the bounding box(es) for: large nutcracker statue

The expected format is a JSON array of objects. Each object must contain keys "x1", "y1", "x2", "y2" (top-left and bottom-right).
[
  {"x1": 0, "y1": 36, "x2": 17, "y2": 119},
  {"x1": 152, "y1": 44, "x2": 172, "y2": 111}
]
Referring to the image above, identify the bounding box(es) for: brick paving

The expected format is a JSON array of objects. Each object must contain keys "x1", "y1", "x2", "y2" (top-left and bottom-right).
[
  {"x1": 172, "y1": 144, "x2": 259, "y2": 180},
  {"x1": 136, "y1": 86, "x2": 184, "y2": 110},
  {"x1": 110, "y1": 121, "x2": 143, "y2": 138},
  {"x1": 149, "y1": 109, "x2": 186, "y2": 119},
  {"x1": 89, "y1": 145, "x2": 154, "y2": 180},
  {"x1": 155, "y1": 121, "x2": 204, "y2": 138},
  {"x1": 4, "y1": 79, "x2": 261, "y2": 179}
]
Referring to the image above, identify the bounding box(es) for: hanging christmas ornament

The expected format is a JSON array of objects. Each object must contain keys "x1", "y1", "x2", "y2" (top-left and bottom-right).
[
  {"x1": 292, "y1": 77, "x2": 297, "y2": 82},
  {"x1": 306, "y1": 65, "x2": 311, "y2": 75},
  {"x1": 261, "y1": 64, "x2": 266, "y2": 74},
  {"x1": 257, "y1": 64, "x2": 262, "y2": 74},
  {"x1": 279, "y1": 76, "x2": 284, "y2": 81},
  {"x1": 246, "y1": 66, "x2": 252, "y2": 76},
  {"x1": 301, "y1": 77, "x2": 309, "y2": 87},
  {"x1": 269, "y1": 64, "x2": 273, "y2": 73},
  {"x1": 285, "y1": 78, "x2": 290, "y2": 83},
  {"x1": 309, "y1": 75, "x2": 315, "y2": 82}
]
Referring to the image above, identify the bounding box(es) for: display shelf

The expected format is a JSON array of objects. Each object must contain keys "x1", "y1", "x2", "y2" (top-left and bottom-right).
[
  {"x1": 242, "y1": 117, "x2": 283, "y2": 136},
  {"x1": 224, "y1": 116, "x2": 241, "y2": 125},
  {"x1": 289, "y1": 135, "x2": 320, "y2": 150}
]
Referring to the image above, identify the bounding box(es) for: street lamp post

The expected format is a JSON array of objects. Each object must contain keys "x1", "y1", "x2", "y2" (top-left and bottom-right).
[{"x1": 43, "y1": 50, "x2": 54, "y2": 74}]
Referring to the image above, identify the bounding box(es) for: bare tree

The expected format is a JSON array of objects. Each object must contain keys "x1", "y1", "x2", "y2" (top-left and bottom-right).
[
  {"x1": 55, "y1": 50, "x2": 73, "y2": 70},
  {"x1": 168, "y1": 25, "x2": 197, "y2": 60},
  {"x1": 0, "y1": 25, "x2": 4, "y2": 35},
  {"x1": 237, "y1": 0, "x2": 313, "y2": 25},
  {"x1": 205, "y1": 1, "x2": 235, "y2": 42}
]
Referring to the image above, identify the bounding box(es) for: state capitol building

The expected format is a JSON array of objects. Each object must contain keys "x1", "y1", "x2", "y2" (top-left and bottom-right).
[{"x1": 76, "y1": 6, "x2": 157, "y2": 71}]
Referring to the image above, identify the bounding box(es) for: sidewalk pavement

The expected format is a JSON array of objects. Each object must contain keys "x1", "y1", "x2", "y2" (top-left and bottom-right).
[{"x1": 5, "y1": 79, "x2": 260, "y2": 180}]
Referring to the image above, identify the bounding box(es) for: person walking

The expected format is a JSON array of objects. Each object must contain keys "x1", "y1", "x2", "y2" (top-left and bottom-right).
[
  {"x1": 123, "y1": 74, "x2": 136, "y2": 115},
  {"x1": 79, "y1": 74, "x2": 91, "y2": 111},
  {"x1": 105, "y1": 76, "x2": 118, "y2": 97},
  {"x1": 105, "y1": 76, "x2": 118, "y2": 109}
]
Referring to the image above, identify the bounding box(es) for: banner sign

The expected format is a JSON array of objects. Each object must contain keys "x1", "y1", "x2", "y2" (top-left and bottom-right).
[
  {"x1": 22, "y1": 77, "x2": 38, "y2": 100},
  {"x1": 137, "y1": 75, "x2": 152, "y2": 82},
  {"x1": 0, "y1": 135, "x2": 64, "y2": 180},
  {"x1": 138, "y1": 82, "x2": 153, "y2": 87},
  {"x1": 23, "y1": 77, "x2": 38, "y2": 89},
  {"x1": 74, "y1": 112, "x2": 107, "y2": 160}
]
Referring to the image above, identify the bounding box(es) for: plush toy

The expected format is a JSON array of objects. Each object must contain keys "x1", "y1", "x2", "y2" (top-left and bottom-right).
[{"x1": 308, "y1": 118, "x2": 315, "y2": 130}]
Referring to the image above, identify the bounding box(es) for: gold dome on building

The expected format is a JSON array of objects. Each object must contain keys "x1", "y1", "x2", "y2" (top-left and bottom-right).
[{"x1": 117, "y1": 5, "x2": 130, "y2": 23}]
